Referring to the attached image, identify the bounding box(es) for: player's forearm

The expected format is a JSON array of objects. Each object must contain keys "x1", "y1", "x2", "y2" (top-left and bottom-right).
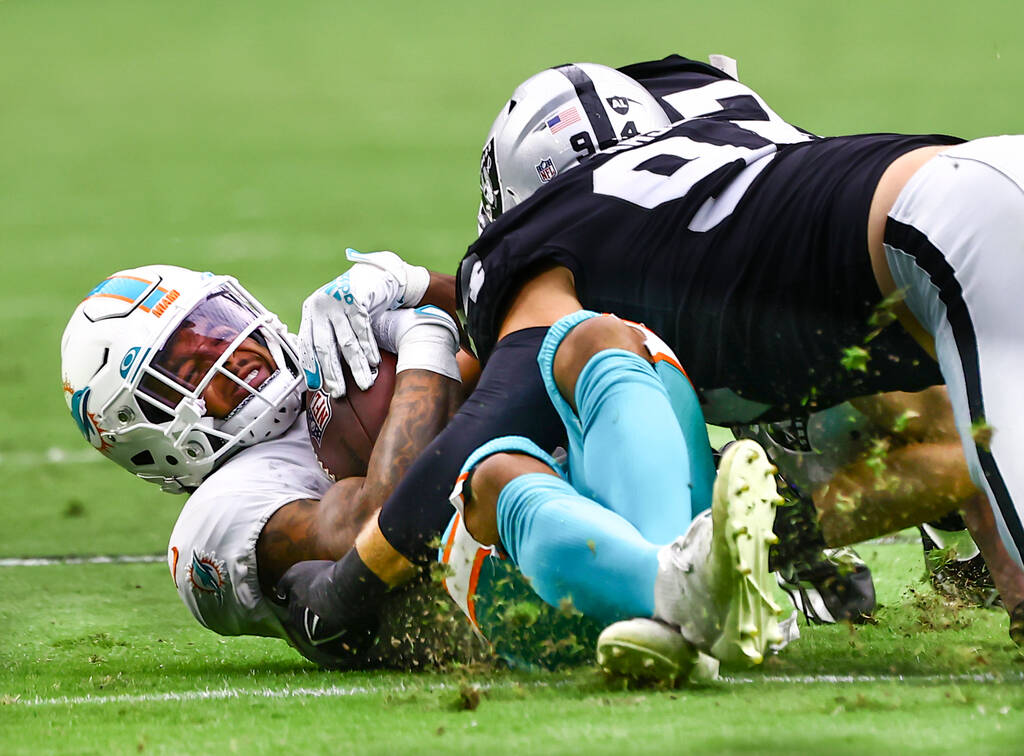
[
  {"x1": 347, "y1": 368, "x2": 459, "y2": 586},
  {"x1": 359, "y1": 368, "x2": 460, "y2": 511},
  {"x1": 418, "y1": 271, "x2": 458, "y2": 319},
  {"x1": 256, "y1": 482, "x2": 376, "y2": 595}
]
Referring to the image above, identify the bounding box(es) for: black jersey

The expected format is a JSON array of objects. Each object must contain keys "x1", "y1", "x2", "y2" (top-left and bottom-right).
[
  {"x1": 457, "y1": 117, "x2": 961, "y2": 423},
  {"x1": 619, "y1": 54, "x2": 816, "y2": 140}
]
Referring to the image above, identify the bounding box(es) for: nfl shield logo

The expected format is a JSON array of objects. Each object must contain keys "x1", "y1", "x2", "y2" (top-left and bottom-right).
[
  {"x1": 535, "y1": 158, "x2": 558, "y2": 183},
  {"x1": 306, "y1": 389, "x2": 332, "y2": 446}
]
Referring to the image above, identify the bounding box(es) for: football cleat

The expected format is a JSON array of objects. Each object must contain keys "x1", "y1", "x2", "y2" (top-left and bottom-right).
[
  {"x1": 709, "y1": 441, "x2": 786, "y2": 664},
  {"x1": 596, "y1": 618, "x2": 697, "y2": 686},
  {"x1": 768, "y1": 471, "x2": 877, "y2": 625},
  {"x1": 654, "y1": 440, "x2": 784, "y2": 666},
  {"x1": 776, "y1": 547, "x2": 876, "y2": 625},
  {"x1": 919, "y1": 522, "x2": 999, "y2": 607}
]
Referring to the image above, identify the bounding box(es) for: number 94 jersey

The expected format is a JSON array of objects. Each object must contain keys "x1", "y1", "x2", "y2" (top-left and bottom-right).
[{"x1": 458, "y1": 114, "x2": 955, "y2": 423}]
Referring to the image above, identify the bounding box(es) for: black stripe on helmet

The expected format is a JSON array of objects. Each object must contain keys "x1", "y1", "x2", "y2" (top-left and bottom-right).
[{"x1": 553, "y1": 64, "x2": 617, "y2": 150}]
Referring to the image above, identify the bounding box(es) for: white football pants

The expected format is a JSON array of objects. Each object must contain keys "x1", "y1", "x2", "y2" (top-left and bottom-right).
[{"x1": 885, "y1": 135, "x2": 1024, "y2": 568}]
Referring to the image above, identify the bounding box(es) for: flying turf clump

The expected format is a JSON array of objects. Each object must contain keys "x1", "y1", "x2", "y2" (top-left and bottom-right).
[
  {"x1": 357, "y1": 574, "x2": 494, "y2": 670},
  {"x1": 841, "y1": 346, "x2": 871, "y2": 374},
  {"x1": 840, "y1": 290, "x2": 910, "y2": 376},
  {"x1": 971, "y1": 419, "x2": 994, "y2": 451}
]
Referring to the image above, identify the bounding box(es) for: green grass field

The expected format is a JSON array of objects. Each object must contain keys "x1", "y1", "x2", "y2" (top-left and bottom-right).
[{"x1": 2, "y1": 0, "x2": 1024, "y2": 752}]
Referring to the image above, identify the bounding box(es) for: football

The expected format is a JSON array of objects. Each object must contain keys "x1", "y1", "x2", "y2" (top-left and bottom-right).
[{"x1": 305, "y1": 351, "x2": 398, "y2": 481}]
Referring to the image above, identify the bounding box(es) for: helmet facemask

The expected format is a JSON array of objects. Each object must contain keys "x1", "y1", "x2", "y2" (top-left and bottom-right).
[
  {"x1": 135, "y1": 287, "x2": 303, "y2": 486},
  {"x1": 61, "y1": 266, "x2": 303, "y2": 493},
  {"x1": 477, "y1": 136, "x2": 504, "y2": 233}
]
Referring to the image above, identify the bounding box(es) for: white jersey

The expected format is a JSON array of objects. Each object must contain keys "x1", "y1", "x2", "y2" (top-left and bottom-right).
[{"x1": 167, "y1": 414, "x2": 333, "y2": 638}]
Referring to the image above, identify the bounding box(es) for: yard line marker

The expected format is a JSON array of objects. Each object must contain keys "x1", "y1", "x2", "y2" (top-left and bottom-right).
[
  {"x1": 9, "y1": 680, "x2": 548, "y2": 707},
  {"x1": 13, "y1": 685, "x2": 383, "y2": 707},
  {"x1": 0, "y1": 554, "x2": 165, "y2": 567},
  {"x1": 8, "y1": 672, "x2": 1023, "y2": 707},
  {"x1": 721, "y1": 671, "x2": 1024, "y2": 684},
  {"x1": 0, "y1": 448, "x2": 102, "y2": 467}
]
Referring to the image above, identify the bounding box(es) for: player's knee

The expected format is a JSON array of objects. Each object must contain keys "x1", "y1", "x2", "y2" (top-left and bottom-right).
[
  {"x1": 552, "y1": 316, "x2": 648, "y2": 408},
  {"x1": 464, "y1": 452, "x2": 558, "y2": 546}
]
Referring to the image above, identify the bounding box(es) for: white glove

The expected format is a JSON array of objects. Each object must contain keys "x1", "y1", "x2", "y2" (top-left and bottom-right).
[
  {"x1": 372, "y1": 306, "x2": 461, "y2": 382},
  {"x1": 298, "y1": 248, "x2": 431, "y2": 397}
]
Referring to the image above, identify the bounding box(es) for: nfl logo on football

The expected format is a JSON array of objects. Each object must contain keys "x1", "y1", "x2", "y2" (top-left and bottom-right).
[{"x1": 535, "y1": 158, "x2": 558, "y2": 183}]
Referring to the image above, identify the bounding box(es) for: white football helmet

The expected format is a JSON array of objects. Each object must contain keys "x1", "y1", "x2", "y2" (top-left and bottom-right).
[
  {"x1": 60, "y1": 265, "x2": 304, "y2": 493},
  {"x1": 477, "y1": 62, "x2": 671, "y2": 234}
]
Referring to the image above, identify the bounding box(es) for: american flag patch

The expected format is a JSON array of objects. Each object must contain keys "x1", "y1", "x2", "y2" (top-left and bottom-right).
[{"x1": 547, "y1": 107, "x2": 582, "y2": 134}]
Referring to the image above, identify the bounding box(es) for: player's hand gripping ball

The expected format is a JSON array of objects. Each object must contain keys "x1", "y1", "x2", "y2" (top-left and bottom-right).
[{"x1": 306, "y1": 351, "x2": 397, "y2": 480}]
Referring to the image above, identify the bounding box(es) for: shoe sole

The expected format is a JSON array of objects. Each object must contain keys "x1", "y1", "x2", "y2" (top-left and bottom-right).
[
  {"x1": 709, "y1": 440, "x2": 784, "y2": 665},
  {"x1": 596, "y1": 620, "x2": 696, "y2": 685}
]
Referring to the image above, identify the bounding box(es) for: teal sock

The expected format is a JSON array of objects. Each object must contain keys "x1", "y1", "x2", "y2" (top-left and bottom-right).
[
  {"x1": 573, "y1": 348, "x2": 693, "y2": 544},
  {"x1": 497, "y1": 472, "x2": 658, "y2": 623},
  {"x1": 653, "y1": 359, "x2": 715, "y2": 516}
]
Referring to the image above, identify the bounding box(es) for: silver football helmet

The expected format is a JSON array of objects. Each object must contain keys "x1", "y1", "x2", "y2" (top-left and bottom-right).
[
  {"x1": 477, "y1": 62, "x2": 671, "y2": 234},
  {"x1": 60, "y1": 265, "x2": 304, "y2": 493}
]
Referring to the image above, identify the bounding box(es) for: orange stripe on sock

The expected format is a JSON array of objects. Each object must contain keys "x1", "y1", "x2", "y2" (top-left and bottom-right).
[
  {"x1": 440, "y1": 513, "x2": 460, "y2": 593},
  {"x1": 466, "y1": 547, "x2": 489, "y2": 627}
]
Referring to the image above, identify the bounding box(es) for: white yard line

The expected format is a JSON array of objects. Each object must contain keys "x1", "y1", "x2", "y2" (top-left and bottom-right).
[
  {"x1": 9, "y1": 684, "x2": 391, "y2": 707},
  {"x1": 0, "y1": 448, "x2": 102, "y2": 467},
  {"x1": 0, "y1": 555, "x2": 165, "y2": 567},
  {"x1": 7, "y1": 672, "x2": 1022, "y2": 707},
  {"x1": 724, "y1": 671, "x2": 1024, "y2": 684},
  {"x1": 8, "y1": 680, "x2": 523, "y2": 707}
]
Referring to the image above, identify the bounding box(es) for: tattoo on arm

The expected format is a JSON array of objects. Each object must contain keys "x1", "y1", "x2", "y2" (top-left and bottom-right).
[
  {"x1": 256, "y1": 370, "x2": 460, "y2": 595},
  {"x1": 360, "y1": 369, "x2": 459, "y2": 506}
]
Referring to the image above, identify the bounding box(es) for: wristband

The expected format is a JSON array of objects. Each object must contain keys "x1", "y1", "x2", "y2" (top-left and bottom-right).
[
  {"x1": 395, "y1": 337, "x2": 461, "y2": 381},
  {"x1": 394, "y1": 306, "x2": 461, "y2": 381},
  {"x1": 400, "y1": 265, "x2": 430, "y2": 308}
]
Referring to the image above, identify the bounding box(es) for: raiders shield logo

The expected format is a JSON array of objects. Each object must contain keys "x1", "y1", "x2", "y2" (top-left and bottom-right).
[
  {"x1": 607, "y1": 96, "x2": 631, "y2": 115},
  {"x1": 535, "y1": 157, "x2": 558, "y2": 183}
]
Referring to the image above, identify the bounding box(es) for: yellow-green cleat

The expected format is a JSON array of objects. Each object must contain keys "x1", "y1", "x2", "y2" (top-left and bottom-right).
[
  {"x1": 652, "y1": 439, "x2": 784, "y2": 666},
  {"x1": 709, "y1": 440, "x2": 785, "y2": 665}
]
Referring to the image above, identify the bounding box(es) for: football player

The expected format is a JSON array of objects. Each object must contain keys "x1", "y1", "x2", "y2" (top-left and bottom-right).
[
  {"x1": 742, "y1": 388, "x2": 1024, "y2": 619},
  {"x1": 471, "y1": 54, "x2": 1015, "y2": 608},
  {"x1": 454, "y1": 58, "x2": 1024, "y2": 644},
  {"x1": 473, "y1": 54, "x2": 1024, "y2": 621},
  {"x1": 60, "y1": 263, "x2": 478, "y2": 667},
  {"x1": 289, "y1": 55, "x2": 1024, "y2": 657}
]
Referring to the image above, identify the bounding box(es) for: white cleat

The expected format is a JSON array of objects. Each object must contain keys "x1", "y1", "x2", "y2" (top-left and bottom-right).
[
  {"x1": 596, "y1": 618, "x2": 697, "y2": 686},
  {"x1": 709, "y1": 440, "x2": 785, "y2": 665},
  {"x1": 652, "y1": 440, "x2": 784, "y2": 666}
]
